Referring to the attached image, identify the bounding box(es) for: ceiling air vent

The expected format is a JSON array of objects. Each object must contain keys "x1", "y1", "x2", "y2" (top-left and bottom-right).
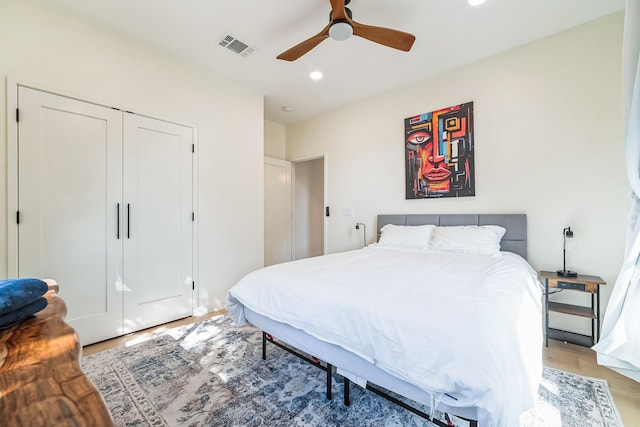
[{"x1": 218, "y1": 33, "x2": 256, "y2": 57}]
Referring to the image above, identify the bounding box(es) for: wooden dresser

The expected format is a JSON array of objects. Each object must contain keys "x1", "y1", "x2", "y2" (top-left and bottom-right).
[{"x1": 0, "y1": 280, "x2": 113, "y2": 426}]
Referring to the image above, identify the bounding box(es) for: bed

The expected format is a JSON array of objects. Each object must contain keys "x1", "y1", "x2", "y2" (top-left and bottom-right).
[{"x1": 227, "y1": 214, "x2": 543, "y2": 427}]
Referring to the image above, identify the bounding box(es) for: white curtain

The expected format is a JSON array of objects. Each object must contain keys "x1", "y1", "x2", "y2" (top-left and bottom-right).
[{"x1": 592, "y1": 0, "x2": 640, "y2": 382}]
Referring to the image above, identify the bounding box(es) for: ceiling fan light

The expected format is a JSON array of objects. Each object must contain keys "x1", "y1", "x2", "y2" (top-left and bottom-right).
[{"x1": 329, "y1": 21, "x2": 353, "y2": 41}]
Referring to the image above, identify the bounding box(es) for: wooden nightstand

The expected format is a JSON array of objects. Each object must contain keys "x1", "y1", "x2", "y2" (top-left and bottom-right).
[{"x1": 539, "y1": 271, "x2": 606, "y2": 347}]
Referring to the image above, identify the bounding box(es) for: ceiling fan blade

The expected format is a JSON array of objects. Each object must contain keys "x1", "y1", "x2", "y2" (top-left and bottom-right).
[
  {"x1": 329, "y1": 0, "x2": 348, "y2": 21},
  {"x1": 277, "y1": 25, "x2": 331, "y2": 61},
  {"x1": 352, "y1": 21, "x2": 415, "y2": 52}
]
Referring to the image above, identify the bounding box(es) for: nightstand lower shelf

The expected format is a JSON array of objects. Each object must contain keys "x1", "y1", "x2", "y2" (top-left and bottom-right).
[
  {"x1": 547, "y1": 328, "x2": 594, "y2": 347},
  {"x1": 547, "y1": 301, "x2": 596, "y2": 319},
  {"x1": 539, "y1": 270, "x2": 606, "y2": 348}
]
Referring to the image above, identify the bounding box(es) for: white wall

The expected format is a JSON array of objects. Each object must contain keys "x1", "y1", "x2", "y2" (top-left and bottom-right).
[
  {"x1": 0, "y1": 0, "x2": 264, "y2": 312},
  {"x1": 287, "y1": 13, "x2": 627, "y2": 335},
  {"x1": 265, "y1": 120, "x2": 287, "y2": 160}
]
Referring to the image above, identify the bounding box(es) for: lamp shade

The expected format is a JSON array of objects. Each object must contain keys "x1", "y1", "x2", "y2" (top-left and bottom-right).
[{"x1": 557, "y1": 226, "x2": 577, "y2": 277}]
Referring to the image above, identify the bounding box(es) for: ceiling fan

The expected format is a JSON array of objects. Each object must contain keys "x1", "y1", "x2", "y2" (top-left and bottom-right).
[{"x1": 277, "y1": 0, "x2": 416, "y2": 61}]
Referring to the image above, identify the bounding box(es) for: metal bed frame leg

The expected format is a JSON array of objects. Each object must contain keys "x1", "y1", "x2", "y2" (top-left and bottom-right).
[
  {"x1": 326, "y1": 363, "x2": 333, "y2": 400},
  {"x1": 261, "y1": 331, "x2": 332, "y2": 400},
  {"x1": 344, "y1": 377, "x2": 351, "y2": 406}
]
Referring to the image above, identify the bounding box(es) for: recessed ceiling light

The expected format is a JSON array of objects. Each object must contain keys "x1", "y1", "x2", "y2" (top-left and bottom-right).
[
  {"x1": 309, "y1": 71, "x2": 324, "y2": 81},
  {"x1": 468, "y1": 0, "x2": 487, "y2": 5}
]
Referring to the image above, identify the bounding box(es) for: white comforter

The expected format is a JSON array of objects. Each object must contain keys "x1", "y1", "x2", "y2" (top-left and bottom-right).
[{"x1": 227, "y1": 246, "x2": 543, "y2": 427}]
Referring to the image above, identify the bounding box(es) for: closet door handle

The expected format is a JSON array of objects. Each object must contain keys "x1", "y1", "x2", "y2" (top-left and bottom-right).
[
  {"x1": 127, "y1": 204, "x2": 131, "y2": 239},
  {"x1": 116, "y1": 203, "x2": 120, "y2": 239}
]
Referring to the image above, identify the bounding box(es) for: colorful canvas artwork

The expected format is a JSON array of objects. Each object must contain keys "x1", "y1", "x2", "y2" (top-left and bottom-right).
[{"x1": 405, "y1": 102, "x2": 475, "y2": 199}]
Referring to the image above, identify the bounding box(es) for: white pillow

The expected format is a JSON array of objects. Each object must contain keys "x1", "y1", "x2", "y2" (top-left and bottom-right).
[
  {"x1": 378, "y1": 224, "x2": 435, "y2": 250},
  {"x1": 429, "y1": 225, "x2": 506, "y2": 255}
]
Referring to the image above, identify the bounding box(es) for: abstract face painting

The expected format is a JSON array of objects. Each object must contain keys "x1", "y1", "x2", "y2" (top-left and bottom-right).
[{"x1": 405, "y1": 102, "x2": 475, "y2": 199}]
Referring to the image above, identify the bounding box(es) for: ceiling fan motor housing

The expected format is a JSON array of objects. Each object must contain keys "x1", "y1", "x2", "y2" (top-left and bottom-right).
[{"x1": 330, "y1": 6, "x2": 352, "y2": 21}]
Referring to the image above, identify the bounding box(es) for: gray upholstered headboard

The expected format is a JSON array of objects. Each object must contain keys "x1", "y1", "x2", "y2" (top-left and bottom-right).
[{"x1": 377, "y1": 214, "x2": 527, "y2": 259}]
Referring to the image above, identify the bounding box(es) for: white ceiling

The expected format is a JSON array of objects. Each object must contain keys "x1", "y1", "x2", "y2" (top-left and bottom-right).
[{"x1": 45, "y1": 0, "x2": 625, "y2": 125}]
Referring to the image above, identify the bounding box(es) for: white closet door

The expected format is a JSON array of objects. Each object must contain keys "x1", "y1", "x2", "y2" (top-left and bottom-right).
[
  {"x1": 17, "y1": 87, "x2": 123, "y2": 344},
  {"x1": 123, "y1": 114, "x2": 193, "y2": 332}
]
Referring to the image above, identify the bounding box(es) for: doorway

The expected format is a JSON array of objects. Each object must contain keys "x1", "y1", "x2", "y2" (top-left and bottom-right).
[{"x1": 292, "y1": 157, "x2": 325, "y2": 260}]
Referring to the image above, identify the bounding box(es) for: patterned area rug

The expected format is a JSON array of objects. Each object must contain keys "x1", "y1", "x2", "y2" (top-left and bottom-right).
[{"x1": 82, "y1": 315, "x2": 624, "y2": 427}]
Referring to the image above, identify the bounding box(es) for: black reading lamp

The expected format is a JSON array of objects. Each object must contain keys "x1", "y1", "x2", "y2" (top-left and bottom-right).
[{"x1": 557, "y1": 226, "x2": 577, "y2": 277}]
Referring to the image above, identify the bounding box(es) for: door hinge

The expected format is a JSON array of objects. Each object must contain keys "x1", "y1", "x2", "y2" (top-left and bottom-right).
[
  {"x1": 192, "y1": 144, "x2": 195, "y2": 153},
  {"x1": 192, "y1": 212, "x2": 195, "y2": 222},
  {"x1": 16, "y1": 108, "x2": 19, "y2": 123},
  {"x1": 192, "y1": 281, "x2": 195, "y2": 290},
  {"x1": 16, "y1": 211, "x2": 20, "y2": 224}
]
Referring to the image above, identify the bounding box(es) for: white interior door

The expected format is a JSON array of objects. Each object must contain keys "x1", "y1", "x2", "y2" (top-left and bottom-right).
[
  {"x1": 122, "y1": 113, "x2": 193, "y2": 333},
  {"x1": 17, "y1": 86, "x2": 123, "y2": 344},
  {"x1": 264, "y1": 157, "x2": 292, "y2": 266}
]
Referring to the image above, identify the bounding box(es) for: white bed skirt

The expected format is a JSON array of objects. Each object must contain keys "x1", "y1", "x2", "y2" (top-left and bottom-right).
[{"x1": 244, "y1": 306, "x2": 478, "y2": 422}]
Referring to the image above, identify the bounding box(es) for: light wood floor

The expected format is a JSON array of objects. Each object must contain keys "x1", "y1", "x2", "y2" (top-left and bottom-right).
[
  {"x1": 84, "y1": 314, "x2": 640, "y2": 426},
  {"x1": 83, "y1": 310, "x2": 226, "y2": 356}
]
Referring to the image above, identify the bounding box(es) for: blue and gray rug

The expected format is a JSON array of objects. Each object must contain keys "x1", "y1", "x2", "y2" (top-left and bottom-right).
[{"x1": 82, "y1": 315, "x2": 624, "y2": 427}]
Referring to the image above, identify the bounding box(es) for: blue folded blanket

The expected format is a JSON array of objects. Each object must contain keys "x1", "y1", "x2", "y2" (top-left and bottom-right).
[
  {"x1": 0, "y1": 296, "x2": 48, "y2": 329},
  {"x1": 0, "y1": 278, "x2": 48, "y2": 316}
]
